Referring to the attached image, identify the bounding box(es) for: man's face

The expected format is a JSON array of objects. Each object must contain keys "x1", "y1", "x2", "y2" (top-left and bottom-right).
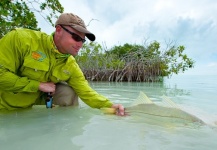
[{"x1": 55, "y1": 25, "x2": 85, "y2": 56}]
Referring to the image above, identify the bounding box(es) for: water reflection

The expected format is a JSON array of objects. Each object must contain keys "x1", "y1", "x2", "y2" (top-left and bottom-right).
[
  {"x1": 71, "y1": 114, "x2": 217, "y2": 150},
  {"x1": 0, "y1": 106, "x2": 99, "y2": 150},
  {"x1": 89, "y1": 81, "x2": 191, "y2": 105},
  {"x1": 1, "y1": 75, "x2": 217, "y2": 150}
]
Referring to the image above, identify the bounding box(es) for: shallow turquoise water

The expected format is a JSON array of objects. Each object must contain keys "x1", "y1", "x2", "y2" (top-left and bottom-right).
[{"x1": 0, "y1": 75, "x2": 217, "y2": 150}]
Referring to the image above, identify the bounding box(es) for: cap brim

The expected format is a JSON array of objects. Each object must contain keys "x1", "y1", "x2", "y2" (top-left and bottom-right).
[
  {"x1": 71, "y1": 25, "x2": 95, "y2": 41},
  {"x1": 86, "y1": 33, "x2": 95, "y2": 41}
]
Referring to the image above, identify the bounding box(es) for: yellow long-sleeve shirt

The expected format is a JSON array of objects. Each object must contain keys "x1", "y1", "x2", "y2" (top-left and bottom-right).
[{"x1": 0, "y1": 28, "x2": 112, "y2": 110}]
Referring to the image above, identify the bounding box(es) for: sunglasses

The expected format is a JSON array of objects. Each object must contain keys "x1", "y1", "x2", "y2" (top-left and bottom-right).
[{"x1": 60, "y1": 25, "x2": 86, "y2": 43}]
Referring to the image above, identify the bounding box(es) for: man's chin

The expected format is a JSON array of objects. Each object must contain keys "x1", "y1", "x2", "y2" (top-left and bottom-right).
[{"x1": 71, "y1": 52, "x2": 78, "y2": 57}]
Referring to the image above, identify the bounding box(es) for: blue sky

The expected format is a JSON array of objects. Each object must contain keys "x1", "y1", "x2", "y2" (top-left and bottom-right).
[{"x1": 40, "y1": 0, "x2": 217, "y2": 75}]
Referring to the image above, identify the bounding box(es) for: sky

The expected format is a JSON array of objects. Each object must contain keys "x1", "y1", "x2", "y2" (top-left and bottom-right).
[{"x1": 39, "y1": 0, "x2": 217, "y2": 75}]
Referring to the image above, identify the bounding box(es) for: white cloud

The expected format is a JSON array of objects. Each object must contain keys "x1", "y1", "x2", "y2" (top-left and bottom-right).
[
  {"x1": 39, "y1": 0, "x2": 217, "y2": 75},
  {"x1": 181, "y1": 61, "x2": 217, "y2": 75},
  {"x1": 208, "y1": 63, "x2": 217, "y2": 67}
]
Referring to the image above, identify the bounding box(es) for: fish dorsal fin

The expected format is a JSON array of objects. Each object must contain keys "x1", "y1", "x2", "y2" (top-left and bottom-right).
[
  {"x1": 160, "y1": 95, "x2": 180, "y2": 109},
  {"x1": 131, "y1": 91, "x2": 153, "y2": 106}
]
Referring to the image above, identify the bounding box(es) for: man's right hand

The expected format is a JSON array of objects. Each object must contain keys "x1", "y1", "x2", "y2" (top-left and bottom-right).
[{"x1": 39, "y1": 82, "x2": 56, "y2": 94}]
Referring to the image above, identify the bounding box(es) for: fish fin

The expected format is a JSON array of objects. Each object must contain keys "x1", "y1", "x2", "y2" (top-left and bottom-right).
[
  {"x1": 131, "y1": 91, "x2": 153, "y2": 106},
  {"x1": 160, "y1": 95, "x2": 180, "y2": 109}
]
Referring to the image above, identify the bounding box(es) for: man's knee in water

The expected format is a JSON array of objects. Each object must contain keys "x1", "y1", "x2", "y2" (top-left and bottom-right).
[{"x1": 53, "y1": 83, "x2": 79, "y2": 106}]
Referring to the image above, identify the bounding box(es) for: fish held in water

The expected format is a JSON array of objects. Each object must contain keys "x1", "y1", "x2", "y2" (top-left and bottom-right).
[
  {"x1": 126, "y1": 103, "x2": 204, "y2": 124},
  {"x1": 101, "y1": 92, "x2": 205, "y2": 126}
]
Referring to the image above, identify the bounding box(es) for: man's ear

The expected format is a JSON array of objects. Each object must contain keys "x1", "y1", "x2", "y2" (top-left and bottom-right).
[
  {"x1": 54, "y1": 25, "x2": 63, "y2": 42},
  {"x1": 55, "y1": 25, "x2": 62, "y2": 33}
]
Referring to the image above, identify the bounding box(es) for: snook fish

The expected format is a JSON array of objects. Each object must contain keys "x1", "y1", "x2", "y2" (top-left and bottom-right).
[
  {"x1": 101, "y1": 92, "x2": 205, "y2": 126},
  {"x1": 125, "y1": 103, "x2": 204, "y2": 124}
]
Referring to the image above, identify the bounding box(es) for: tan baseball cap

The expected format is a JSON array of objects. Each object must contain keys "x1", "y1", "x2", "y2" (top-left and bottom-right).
[{"x1": 55, "y1": 13, "x2": 95, "y2": 41}]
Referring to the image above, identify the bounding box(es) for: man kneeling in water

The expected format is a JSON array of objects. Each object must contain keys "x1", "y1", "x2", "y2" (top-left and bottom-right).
[{"x1": 0, "y1": 13, "x2": 125, "y2": 116}]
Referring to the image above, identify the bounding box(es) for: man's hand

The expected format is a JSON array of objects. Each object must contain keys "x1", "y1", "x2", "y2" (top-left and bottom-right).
[
  {"x1": 39, "y1": 82, "x2": 56, "y2": 93},
  {"x1": 111, "y1": 104, "x2": 125, "y2": 116}
]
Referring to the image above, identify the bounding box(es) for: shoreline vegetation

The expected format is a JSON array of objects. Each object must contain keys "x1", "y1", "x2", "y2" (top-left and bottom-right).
[
  {"x1": 76, "y1": 41, "x2": 195, "y2": 82},
  {"x1": 0, "y1": 1, "x2": 194, "y2": 82}
]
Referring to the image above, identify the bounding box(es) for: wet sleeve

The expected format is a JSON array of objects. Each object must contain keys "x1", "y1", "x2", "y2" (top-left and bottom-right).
[{"x1": 67, "y1": 63, "x2": 113, "y2": 109}]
